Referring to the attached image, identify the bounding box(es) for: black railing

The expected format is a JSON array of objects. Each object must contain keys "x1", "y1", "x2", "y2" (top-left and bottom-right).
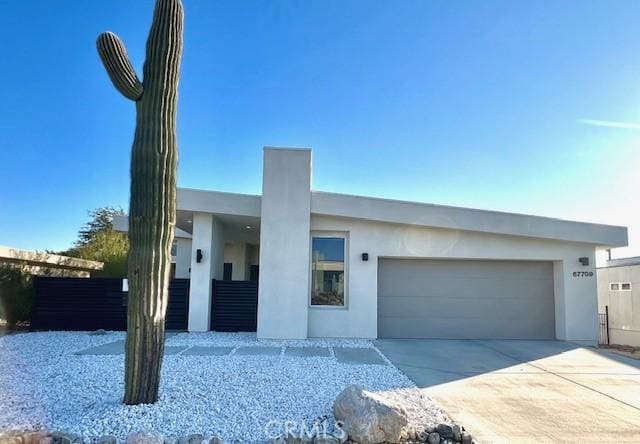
[{"x1": 598, "y1": 305, "x2": 609, "y2": 346}]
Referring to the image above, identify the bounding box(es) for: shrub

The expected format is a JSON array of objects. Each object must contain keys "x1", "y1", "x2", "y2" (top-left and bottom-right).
[{"x1": 0, "y1": 265, "x2": 34, "y2": 328}]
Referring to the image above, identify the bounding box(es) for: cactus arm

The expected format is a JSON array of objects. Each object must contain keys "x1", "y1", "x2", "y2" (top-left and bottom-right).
[{"x1": 96, "y1": 32, "x2": 144, "y2": 101}]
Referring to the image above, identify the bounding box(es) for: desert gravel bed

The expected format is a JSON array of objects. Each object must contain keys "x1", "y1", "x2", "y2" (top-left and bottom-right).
[
  {"x1": 0, "y1": 332, "x2": 451, "y2": 442},
  {"x1": 164, "y1": 331, "x2": 375, "y2": 349}
]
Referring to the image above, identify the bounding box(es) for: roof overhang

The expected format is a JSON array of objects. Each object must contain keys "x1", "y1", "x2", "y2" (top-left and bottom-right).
[
  {"x1": 0, "y1": 246, "x2": 104, "y2": 271},
  {"x1": 310, "y1": 191, "x2": 628, "y2": 247},
  {"x1": 116, "y1": 187, "x2": 627, "y2": 248}
]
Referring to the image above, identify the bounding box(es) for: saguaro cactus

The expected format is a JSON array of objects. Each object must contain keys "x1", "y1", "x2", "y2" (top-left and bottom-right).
[{"x1": 97, "y1": 0, "x2": 183, "y2": 405}]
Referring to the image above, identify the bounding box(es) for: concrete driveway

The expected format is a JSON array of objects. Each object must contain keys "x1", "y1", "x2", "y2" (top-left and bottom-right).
[{"x1": 376, "y1": 339, "x2": 640, "y2": 443}]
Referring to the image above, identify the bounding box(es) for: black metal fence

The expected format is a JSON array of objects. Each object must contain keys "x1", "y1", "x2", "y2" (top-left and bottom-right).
[
  {"x1": 210, "y1": 279, "x2": 258, "y2": 332},
  {"x1": 598, "y1": 305, "x2": 609, "y2": 346},
  {"x1": 31, "y1": 277, "x2": 189, "y2": 331}
]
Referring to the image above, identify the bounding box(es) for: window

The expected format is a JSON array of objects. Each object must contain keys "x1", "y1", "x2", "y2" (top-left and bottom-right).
[
  {"x1": 610, "y1": 283, "x2": 619, "y2": 291},
  {"x1": 622, "y1": 283, "x2": 632, "y2": 291},
  {"x1": 311, "y1": 237, "x2": 345, "y2": 306}
]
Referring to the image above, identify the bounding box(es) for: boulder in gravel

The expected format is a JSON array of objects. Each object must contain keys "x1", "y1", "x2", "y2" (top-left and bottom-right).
[
  {"x1": 0, "y1": 434, "x2": 24, "y2": 444},
  {"x1": 177, "y1": 435, "x2": 203, "y2": 444},
  {"x1": 283, "y1": 431, "x2": 313, "y2": 444},
  {"x1": 333, "y1": 385, "x2": 407, "y2": 444},
  {"x1": 451, "y1": 425, "x2": 461, "y2": 442},
  {"x1": 427, "y1": 432, "x2": 440, "y2": 444},
  {"x1": 313, "y1": 433, "x2": 344, "y2": 444},
  {"x1": 460, "y1": 431, "x2": 473, "y2": 444},
  {"x1": 208, "y1": 438, "x2": 223, "y2": 444},
  {"x1": 127, "y1": 432, "x2": 164, "y2": 444},
  {"x1": 23, "y1": 431, "x2": 51, "y2": 444},
  {"x1": 97, "y1": 436, "x2": 117, "y2": 444},
  {"x1": 436, "y1": 424, "x2": 453, "y2": 440},
  {"x1": 51, "y1": 431, "x2": 82, "y2": 444}
]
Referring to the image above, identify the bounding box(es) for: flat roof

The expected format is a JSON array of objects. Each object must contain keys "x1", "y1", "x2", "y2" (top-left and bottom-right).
[
  {"x1": 167, "y1": 187, "x2": 629, "y2": 247},
  {"x1": 601, "y1": 256, "x2": 640, "y2": 268}
]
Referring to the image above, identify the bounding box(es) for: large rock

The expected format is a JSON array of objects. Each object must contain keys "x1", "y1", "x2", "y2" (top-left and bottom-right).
[
  {"x1": 177, "y1": 435, "x2": 203, "y2": 444},
  {"x1": 127, "y1": 433, "x2": 164, "y2": 444},
  {"x1": 427, "y1": 432, "x2": 440, "y2": 444},
  {"x1": 0, "y1": 434, "x2": 24, "y2": 444},
  {"x1": 436, "y1": 424, "x2": 453, "y2": 440},
  {"x1": 23, "y1": 431, "x2": 52, "y2": 444},
  {"x1": 451, "y1": 425, "x2": 461, "y2": 442},
  {"x1": 460, "y1": 431, "x2": 473, "y2": 444},
  {"x1": 313, "y1": 433, "x2": 342, "y2": 444},
  {"x1": 333, "y1": 385, "x2": 407, "y2": 444},
  {"x1": 51, "y1": 431, "x2": 82, "y2": 444}
]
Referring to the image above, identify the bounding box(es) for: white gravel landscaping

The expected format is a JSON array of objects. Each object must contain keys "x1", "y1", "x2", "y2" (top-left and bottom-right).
[{"x1": 0, "y1": 332, "x2": 451, "y2": 442}]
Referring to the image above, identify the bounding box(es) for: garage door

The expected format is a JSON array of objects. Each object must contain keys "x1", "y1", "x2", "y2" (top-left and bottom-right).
[{"x1": 378, "y1": 259, "x2": 555, "y2": 339}]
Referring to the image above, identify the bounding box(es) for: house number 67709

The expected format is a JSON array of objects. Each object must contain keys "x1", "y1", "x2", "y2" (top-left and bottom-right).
[{"x1": 573, "y1": 271, "x2": 594, "y2": 277}]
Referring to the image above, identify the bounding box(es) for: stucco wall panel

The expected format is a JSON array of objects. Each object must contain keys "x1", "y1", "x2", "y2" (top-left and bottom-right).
[{"x1": 309, "y1": 215, "x2": 597, "y2": 342}]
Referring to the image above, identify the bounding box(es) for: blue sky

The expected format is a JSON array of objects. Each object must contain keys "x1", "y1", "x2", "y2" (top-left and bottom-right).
[{"x1": 1, "y1": 1, "x2": 639, "y2": 258}]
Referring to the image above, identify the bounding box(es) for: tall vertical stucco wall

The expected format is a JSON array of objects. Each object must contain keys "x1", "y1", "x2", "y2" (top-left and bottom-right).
[
  {"x1": 309, "y1": 215, "x2": 599, "y2": 343},
  {"x1": 188, "y1": 213, "x2": 224, "y2": 332},
  {"x1": 257, "y1": 148, "x2": 311, "y2": 339}
]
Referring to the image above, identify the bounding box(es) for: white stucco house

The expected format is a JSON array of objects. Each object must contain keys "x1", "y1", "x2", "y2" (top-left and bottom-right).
[{"x1": 114, "y1": 147, "x2": 627, "y2": 344}]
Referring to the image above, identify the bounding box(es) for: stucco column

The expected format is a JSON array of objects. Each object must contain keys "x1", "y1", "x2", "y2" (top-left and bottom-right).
[
  {"x1": 257, "y1": 147, "x2": 312, "y2": 339},
  {"x1": 187, "y1": 213, "x2": 224, "y2": 331},
  {"x1": 558, "y1": 252, "x2": 598, "y2": 344}
]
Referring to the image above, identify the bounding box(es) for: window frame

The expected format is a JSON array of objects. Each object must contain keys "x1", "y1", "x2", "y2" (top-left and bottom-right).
[
  {"x1": 309, "y1": 231, "x2": 349, "y2": 309},
  {"x1": 621, "y1": 282, "x2": 632, "y2": 291},
  {"x1": 610, "y1": 283, "x2": 620, "y2": 291}
]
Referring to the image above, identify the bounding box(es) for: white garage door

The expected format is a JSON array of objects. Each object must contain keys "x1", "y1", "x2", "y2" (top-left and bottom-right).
[{"x1": 378, "y1": 259, "x2": 555, "y2": 339}]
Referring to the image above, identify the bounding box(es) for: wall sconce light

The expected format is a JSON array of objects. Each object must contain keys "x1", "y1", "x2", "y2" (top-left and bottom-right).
[
  {"x1": 362, "y1": 253, "x2": 369, "y2": 261},
  {"x1": 578, "y1": 257, "x2": 589, "y2": 266},
  {"x1": 196, "y1": 249, "x2": 203, "y2": 263}
]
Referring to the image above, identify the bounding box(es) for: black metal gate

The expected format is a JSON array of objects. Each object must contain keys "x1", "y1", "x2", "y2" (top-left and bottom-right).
[
  {"x1": 210, "y1": 279, "x2": 258, "y2": 332},
  {"x1": 598, "y1": 305, "x2": 610, "y2": 345}
]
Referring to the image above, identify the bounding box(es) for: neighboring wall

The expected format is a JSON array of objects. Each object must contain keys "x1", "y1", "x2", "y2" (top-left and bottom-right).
[
  {"x1": 309, "y1": 215, "x2": 598, "y2": 342},
  {"x1": 597, "y1": 265, "x2": 640, "y2": 346}
]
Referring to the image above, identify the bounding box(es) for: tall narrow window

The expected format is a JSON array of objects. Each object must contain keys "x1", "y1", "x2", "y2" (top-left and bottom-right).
[{"x1": 311, "y1": 237, "x2": 345, "y2": 306}]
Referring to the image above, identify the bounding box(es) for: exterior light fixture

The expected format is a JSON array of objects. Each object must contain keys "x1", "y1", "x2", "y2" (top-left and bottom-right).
[
  {"x1": 362, "y1": 253, "x2": 369, "y2": 261},
  {"x1": 187, "y1": 220, "x2": 192, "y2": 224},
  {"x1": 578, "y1": 257, "x2": 589, "y2": 266},
  {"x1": 196, "y1": 249, "x2": 203, "y2": 263},
  {"x1": 246, "y1": 225, "x2": 252, "y2": 229}
]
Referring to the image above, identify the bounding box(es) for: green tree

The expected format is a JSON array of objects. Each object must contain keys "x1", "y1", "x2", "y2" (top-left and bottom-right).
[
  {"x1": 0, "y1": 265, "x2": 33, "y2": 329},
  {"x1": 76, "y1": 207, "x2": 125, "y2": 246},
  {"x1": 66, "y1": 207, "x2": 129, "y2": 277}
]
